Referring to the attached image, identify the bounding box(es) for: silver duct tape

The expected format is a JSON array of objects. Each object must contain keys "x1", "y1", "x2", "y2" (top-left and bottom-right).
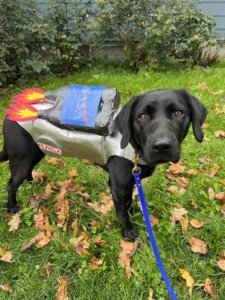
[{"x1": 18, "y1": 104, "x2": 147, "y2": 165}]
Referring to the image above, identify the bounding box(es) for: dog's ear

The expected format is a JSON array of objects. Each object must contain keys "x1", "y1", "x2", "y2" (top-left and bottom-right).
[
  {"x1": 179, "y1": 89, "x2": 208, "y2": 142},
  {"x1": 116, "y1": 96, "x2": 138, "y2": 149}
]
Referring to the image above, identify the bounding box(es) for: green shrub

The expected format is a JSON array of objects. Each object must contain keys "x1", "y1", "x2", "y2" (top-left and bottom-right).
[{"x1": 97, "y1": 0, "x2": 217, "y2": 69}]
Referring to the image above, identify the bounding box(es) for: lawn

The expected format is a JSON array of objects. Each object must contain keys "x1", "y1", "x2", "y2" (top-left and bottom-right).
[{"x1": 0, "y1": 61, "x2": 225, "y2": 300}]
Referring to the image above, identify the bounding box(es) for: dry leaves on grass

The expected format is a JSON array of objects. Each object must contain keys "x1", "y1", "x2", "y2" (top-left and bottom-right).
[
  {"x1": 209, "y1": 164, "x2": 220, "y2": 177},
  {"x1": 198, "y1": 82, "x2": 224, "y2": 96},
  {"x1": 8, "y1": 213, "x2": 21, "y2": 232},
  {"x1": 208, "y1": 187, "x2": 215, "y2": 200},
  {"x1": 216, "y1": 105, "x2": 225, "y2": 114},
  {"x1": 73, "y1": 230, "x2": 90, "y2": 256},
  {"x1": 68, "y1": 168, "x2": 79, "y2": 178},
  {"x1": 71, "y1": 219, "x2": 79, "y2": 237},
  {"x1": 167, "y1": 161, "x2": 185, "y2": 174},
  {"x1": 203, "y1": 278, "x2": 217, "y2": 299},
  {"x1": 40, "y1": 262, "x2": 53, "y2": 278},
  {"x1": 54, "y1": 189, "x2": 70, "y2": 231},
  {"x1": 190, "y1": 219, "x2": 204, "y2": 229},
  {"x1": 149, "y1": 288, "x2": 154, "y2": 300},
  {"x1": 32, "y1": 170, "x2": 46, "y2": 183},
  {"x1": 0, "y1": 284, "x2": 13, "y2": 294},
  {"x1": 87, "y1": 191, "x2": 114, "y2": 216},
  {"x1": 150, "y1": 215, "x2": 159, "y2": 228},
  {"x1": 198, "y1": 157, "x2": 211, "y2": 165},
  {"x1": 45, "y1": 156, "x2": 66, "y2": 168},
  {"x1": 217, "y1": 254, "x2": 225, "y2": 271},
  {"x1": 215, "y1": 192, "x2": 225, "y2": 201},
  {"x1": 56, "y1": 276, "x2": 69, "y2": 300},
  {"x1": 118, "y1": 239, "x2": 138, "y2": 280},
  {"x1": 0, "y1": 250, "x2": 14, "y2": 263},
  {"x1": 33, "y1": 207, "x2": 50, "y2": 230},
  {"x1": 89, "y1": 256, "x2": 103, "y2": 270},
  {"x1": 214, "y1": 130, "x2": 225, "y2": 138},
  {"x1": 180, "y1": 268, "x2": 194, "y2": 296},
  {"x1": 171, "y1": 206, "x2": 189, "y2": 235},
  {"x1": 165, "y1": 185, "x2": 186, "y2": 195},
  {"x1": 189, "y1": 237, "x2": 208, "y2": 255},
  {"x1": 191, "y1": 198, "x2": 198, "y2": 209}
]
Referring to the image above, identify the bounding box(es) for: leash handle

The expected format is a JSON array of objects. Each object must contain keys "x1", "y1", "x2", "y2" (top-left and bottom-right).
[{"x1": 134, "y1": 171, "x2": 178, "y2": 300}]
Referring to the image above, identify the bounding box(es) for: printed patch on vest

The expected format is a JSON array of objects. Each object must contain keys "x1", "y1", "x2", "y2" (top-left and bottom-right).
[{"x1": 38, "y1": 143, "x2": 62, "y2": 155}]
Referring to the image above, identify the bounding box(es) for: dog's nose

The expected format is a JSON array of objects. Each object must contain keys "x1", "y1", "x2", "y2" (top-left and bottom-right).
[{"x1": 152, "y1": 138, "x2": 172, "y2": 152}]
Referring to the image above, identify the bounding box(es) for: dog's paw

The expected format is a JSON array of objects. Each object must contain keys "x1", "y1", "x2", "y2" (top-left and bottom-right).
[
  {"x1": 7, "y1": 205, "x2": 20, "y2": 214},
  {"x1": 123, "y1": 228, "x2": 138, "y2": 241}
]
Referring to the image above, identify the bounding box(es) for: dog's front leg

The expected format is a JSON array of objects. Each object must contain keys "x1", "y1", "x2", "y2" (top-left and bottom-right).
[{"x1": 107, "y1": 156, "x2": 138, "y2": 241}]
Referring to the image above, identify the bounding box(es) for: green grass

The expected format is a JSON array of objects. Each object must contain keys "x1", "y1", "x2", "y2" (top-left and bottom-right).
[{"x1": 0, "y1": 61, "x2": 225, "y2": 299}]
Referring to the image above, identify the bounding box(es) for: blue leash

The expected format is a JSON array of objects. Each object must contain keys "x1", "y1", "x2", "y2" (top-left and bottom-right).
[{"x1": 133, "y1": 167, "x2": 178, "y2": 300}]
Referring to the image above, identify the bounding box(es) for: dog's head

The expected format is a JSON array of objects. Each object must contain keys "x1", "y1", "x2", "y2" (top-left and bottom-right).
[{"x1": 116, "y1": 89, "x2": 207, "y2": 164}]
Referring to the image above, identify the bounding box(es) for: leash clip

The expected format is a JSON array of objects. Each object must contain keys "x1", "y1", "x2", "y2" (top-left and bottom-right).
[{"x1": 132, "y1": 153, "x2": 141, "y2": 174}]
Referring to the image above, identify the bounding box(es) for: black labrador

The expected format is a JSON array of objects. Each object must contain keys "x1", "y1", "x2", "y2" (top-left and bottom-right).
[{"x1": 0, "y1": 89, "x2": 207, "y2": 240}]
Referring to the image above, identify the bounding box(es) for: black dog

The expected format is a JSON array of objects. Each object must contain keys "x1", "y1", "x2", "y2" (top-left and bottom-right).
[{"x1": 0, "y1": 89, "x2": 207, "y2": 240}]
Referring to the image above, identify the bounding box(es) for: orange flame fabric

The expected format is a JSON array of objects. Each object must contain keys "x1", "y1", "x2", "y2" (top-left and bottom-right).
[
  {"x1": 12, "y1": 88, "x2": 45, "y2": 104},
  {"x1": 5, "y1": 104, "x2": 38, "y2": 121}
]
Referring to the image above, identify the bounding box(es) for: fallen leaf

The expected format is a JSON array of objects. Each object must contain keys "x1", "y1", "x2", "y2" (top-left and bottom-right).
[
  {"x1": 33, "y1": 208, "x2": 50, "y2": 230},
  {"x1": 32, "y1": 170, "x2": 46, "y2": 183},
  {"x1": 149, "y1": 288, "x2": 154, "y2": 300},
  {"x1": 71, "y1": 219, "x2": 78, "y2": 237},
  {"x1": 208, "y1": 187, "x2": 215, "y2": 200},
  {"x1": 175, "y1": 177, "x2": 189, "y2": 189},
  {"x1": 180, "y1": 214, "x2": 189, "y2": 235},
  {"x1": 0, "y1": 251, "x2": 14, "y2": 263},
  {"x1": 89, "y1": 256, "x2": 103, "y2": 270},
  {"x1": 29, "y1": 194, "x2": 44, "y2": 207},
  {"x1": 166, "y1": 173, "x2": 175, "y2": 181},
  {"x1": 54, "y1": 191, "x2": 69, "y2": 231},
  {"x1": 8, "y1": 213, "x2": 21, "y2": 232},
  {"x1": 46, "y1": 157, "x2": 66, "y2": 168},
  {"x1": 68, "y1": 168, "x2": 79, "y2": 178},
  {"x1": 189, "y1": 237, "x2": 208, "y2": 254},
  {"x1": 87, "y1": 191, "x2": 114, "y2": 216},
  {"x1": 180, "y1": 268, "x2": 194, "y2": 296},
  {"x1": 202, "y1": 123, "x2": 209, "y2": 129},
  {"x1": 198, "y1": 157, "x2": 210, "y2": 165},
  {"x1": 190, "y1": 219, "x2": 204, "y2": 229},
  {"x1": 58, "y1": 179, "x2": 74, "y2": 191},
  {"x1": 209, "y1": 164, "x2": 220, "y2": 177},
  {"x1": 43, "y1": 182, "x2": 56, "y2": 200},
  {"x1": 214, "y1": 130, "x2": 225, "y2": 138},
  {"x1": 56, "y1": 276, "x2": 69, "y2": 300},
  {"x1": 191, "y1": 198, "x2": 198, "y2": 209},
  {"x1": 221, "y1": 203, "x2": 225, "y2": 216},
  {"x1": 198, "y1": 82, "x2": 224, "y2": 96},
  {"x1": 73, "y1": 230, "x2": 90, "y2": 256},
  {"x1": 215, "y1": 192, "x2": 225, "y2": 201},
  {"x1": 118, "y1": 240, "x2": 138, "y2": 280},
  {"x1": 203, "y1": 278, "x2": 217, "y2": 299},
  {"x1": 0, "y1": 284, "x2": 13, "y2": 294},
  {"x1": 90, "y1": 220, "x2": 100, "y2": 230},
  {"x1": 36, "y1": 225, "x2": 53, "y2": 248},
  {"x1": 171, "y1": 207, "x2": 188, "y2": 225},
  {"x1": 167, "y1": 161, "x2": 185, "y2": 174},
  {"x1": 150, "y1": 215, "x2": 159, "y2": 228},
  {"x1": 186, "y1": 169, "x2": 197, "y2": 176},
  {"x1": 217, "y1": 255, "x2": 225, "y2": 271},
  {"x1": 165, "y1": 185, "x2": 179, "y2": 194},
  {"x1": 216, "y1": 105, "x2": 225, "y2": 114},
  {"x1": 93, "y1": 236, "x2": 106, "y2": 247}
]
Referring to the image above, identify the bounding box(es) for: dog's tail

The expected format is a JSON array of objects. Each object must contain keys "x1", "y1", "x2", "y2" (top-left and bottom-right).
[{"x1": 0, "y1": 149, "x2": 8, "y2": 162}]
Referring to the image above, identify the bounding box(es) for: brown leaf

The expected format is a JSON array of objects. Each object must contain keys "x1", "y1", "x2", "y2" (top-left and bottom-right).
[
  {"x1": 167, "y1": 161, "x2": 185, "y2": 174},
  {"x1": 58, "y1": 179, "x2": 74, "y2": 191},
  {"x1": 189, "y1": 237, "x2": 208, "y2": 254},
  {"x1": 166, "y1": 173, "x2": 175, "y2": 181},
  {"x1": 214, "y1": 130, "x2": 225, "y2": 138},
  {"x1": 186, "y1": 169, "x2": 197, "y2": 176},
  {"x1": 71, "y1": 219, "x2": 78, "y2": 237},
  {"x1": 46, "y1": 157, "x2": 66, "y2": 168},
  {"x1": 216, "y1": 105, "x2": 225, "y2": 114},
  {"x1": 180, "y1": 268, "x2": 194, "y2": 296},
  {"x1": 209, "y1": 164, "x2": 220, "y2": 177},
  {"x1": 190, "y1": 219, "x2": 204, "y2": 229},
  {"x1": 43, "y1": 182, "x2": 56, "y2": 200},
  {"x1": 56, "y1": 276, "x2": 69, "y2": 300},
  {"x1": 36, "y1": 225, "x2": 53, "y2": 248},
  {"x1": 198, "y1": 157, "x2": 210, "y2": 165},
  {"x1": 73, "y1": 230, "x2": 90, "y2": 256},
  {"x1": 93, "y1": 236, "x2": 106, "y2": 247},
  {"x1": 198, "y1": 82, "x2": 224, "y2": 96},
  {"x1": 8, "y1": 213, "x2": 21, "y2": 232},
  {"x1": 165, "y1": 185, "x2": 179, "y2": 194},
  {"x1": 29, "y1": 194, "x2": 44, "y2": 207},
  {"x1": 89, "y1": 257, "x2": 103, "y2": 270},
  {"x1": 20, "y1": 234, "x2": 41, "y2": 251},
  {"x1": 33, "y1": 208, "x2": 50, "y2": 230},
  {"x1": 175, "y1": 177, "x2": 189, "y2": 189},
  {"x1": 203, "y1": 278, "x2": 217, "y2": 299},
  {"x1": 0, "y1": 251, "x2": 14, "y2": 263},
  {"x1": 180, "y1": 214, "x2": 189, "y2": 235},
  {"x1": 150, "y1": 215, "x2": 159, "y2": 228},
  {"x1": 217, "y1": 255, "x2": 225, "y2": 272},
  {"x1": 215, "y1": 192, "x2": 225, "y2": 201},
  {"x1": 118, "y1": 240, "x2": 138, "y2": 280},
  {"x1": 191, "y1": 198, "x2": 198, "y2": 209},
  {"x1": 149, "y1": 288, "x2": 154, "y2": 300},
  {"x1": 32, "y1": 170, "x2": 46, "y2": 183},
  {"x1": 0, "y1": 284, "x2": 14, "y2": 294},
  {"x1": 68, "y1": 168, "x2": 79, "y2": 178},
  {"x1": 54, "y1": 191, "x2": 70, "y2": 231},
  {"x1": 90, "y1": 220, "x2": 100, "y2": 230},
  {"x1": 87, "y1": 191, "x2": 114, "y2": 216},
  {"x1": 208, "y1": 187, "x2": 215, "y2": 200},
  {"x1": 171, "y1": 207, "x2": 188, "y2": 225},
  {"x1": 202, "y1": 123, "x2": 209, "y2": 129}
]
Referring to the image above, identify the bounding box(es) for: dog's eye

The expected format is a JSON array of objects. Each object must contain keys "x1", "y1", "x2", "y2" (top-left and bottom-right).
[
  {"x1": 139, "y1": 113, "x2": 150, "y2": 120},
  {"x1": 174, "y1": 110, "x2": 183, "y2": 117}
]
